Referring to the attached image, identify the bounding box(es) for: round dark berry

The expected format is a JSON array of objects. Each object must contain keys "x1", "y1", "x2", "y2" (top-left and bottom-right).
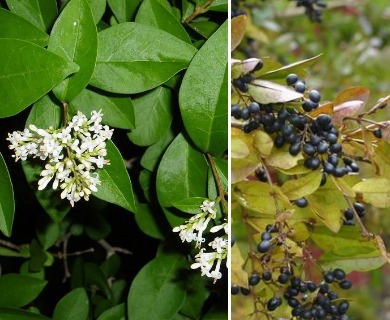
[
  {"x1": 339, "y1": 279, "x2": 352, "y2": 290},
  {"x1": 305, "y1": 156, "x2": 321, "y2": 170},
  {"x1": 290, "y1": 114, "x2": 307, "y2": 129},
  {"x1": 290, "y1": 277, "x2": 301, "y2": 288},
  {"x1": 252, "y1": 60, "x2": 263, "y2": 71},
  {"x1": 288, "y1": 297, "x2": 300, "y2": 308},
  {"x1": 309, "y1": 89, "x2": 321, "y2": 103},
  {"x1": 353, "y1": 202, "x2": 365, "y2": 214},
  {"x1": 278, "y1": 273, "x2": 290, "y2": 284},
  {"x1": 300, "y1": 309, "x2": 312, "y2": 319},
  {"x1": 294, "y1": 81, "x2": 306, "y2": 93},
  {"x1": 306, "y1": 281, "x2": 317, "y2": 292},
  {"x1": 333, "y1": 167, "x2": 347, "y2": 177},
  {"x1": 240, "y1": 286, "x2": 250, "y2": 295},
  {"x1": 282, "y1": 124, "x2": 293, "y2": 137},
  {"x1": 329, "y1": 304, "x2": 339, "y2": 315},
  {"x1": 257, "y1": 240, "x2": 271, "y2": 253},
  {"x1": 319, "y1": 282, "x2": 329, "y2": 294},
  {"x1": 316, "y1": 114, "x2": 332, "y2": 128},
  {"x1": 323, "y1": 162, "x2": 334, "y2": 174},
  {"x1": 286, "y1": 286, "x2": 299, "y2": 297},
  {"x1": 262, "y1": 271, "x2": 272, "y2": 281},
  {"x1": 242, "y1": 73, "x2": 253, "y2": 83},
  {"x1": 295, "y1": 197, "x2": 308, "y2": 208},
  {"x1": 328, "y1": 154, "x2": 339, "y2": 166},
  {"x1": 303, "y1": 143, "x2": 316, "y2": 156},
  {"x1": 349, "y1": 161, "x2": 360, "y2": 172},
  {"x1": 327, "y1": 291, "x2": 338, "y2": 300},
  {"x1": 340, "y1": 315, "x2": 350, "y2": 320},
  {"x1": 299, "y1": 282, "x2": 308, "y2": 293},
  {"x1": 320, "y1": 172, "x2": 327, "y2": 186},
  {"x1": 274, "y1": 135, "x2": 285, "y2": 148},
  {"x1": 249, "y1": 273, "x2": 261, "y2": 286},
  {"x1": 286, "y1": 73, "x2": 299, "y2": 86},
  {"x1": 316, "y1": 141, "x2": 328, "y2": 154},
  {"x1": 338, "y1": 301, "x2": 350, "y2": 314},
  {"x1": 373, "y1": 128, "x2": 382, "y2": 138},
  {"x1": 266, "y1": 224, "x2": 278, "y2": 233},
  {"x1": 267, "y1": 297, "x2": 282, "y2": 311},
  {"x1": 330, "y1": 143, "x2": 342, "y2": 154},
  {"x1": 231, "y1": 285, "x2": 240, "y2": 295},
  {"x1": 326, "y1": 132, "x2": 338, "y2": 144},
  {"x1": 344, "y1": 219, "x2": 355, "y2": 226},
  {"x1": 333, "y1": 268, "x2": 346, "y2": 280},
  {"x1": 344, "y1": 208, "x2": 354, "y2": 220},
  {"x1": 233, "y1": 78, "x2": 248, "y2": 92},
  {"x1": 255, "y1": 168, "x2": 268, "y2": 182},
  {"x1": 241, "y1": 108, "x2": 251, "y2": 120},
  {"x1": 261, "y1": 232, "x2": 272, "y2": 241},
  {"x1": 262, "y1": 113, "x2": 275, "y2": 126},
  {"x1": 278, "y1": 108, "x2": 290, "y2": 121},
  {"x1": 231, "y1": 104, "x2": 240, "y2": 117},
  {"x1": 302, "y1": 100, "x2": 315, "y2": 112},
  {"x1": 249, "y1": 101, "x2": 260, "y2": 113},
  {"x1": 310, "y1": 135, "x2": 322, "y2": 146},
  {"x1": 289, "y1": 142, "x2": 301, "y2": 156},
  {"x1": 324, "y1": 272, "x2": 334, "y2": 283}
]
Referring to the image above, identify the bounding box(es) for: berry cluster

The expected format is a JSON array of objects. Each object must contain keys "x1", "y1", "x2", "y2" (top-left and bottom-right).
[
  {"x1": 232, "y1": 73, "x2": 360, "y2": 184},
  {"x1": 232, "y1": 266, "x2": 353, "y2": 320},
  {"x1": 343, "y1": 202, "x2": 366, "y2": 226},
  {"x1": 294, "y1": 0, "x2": 327, "y2": 22}
]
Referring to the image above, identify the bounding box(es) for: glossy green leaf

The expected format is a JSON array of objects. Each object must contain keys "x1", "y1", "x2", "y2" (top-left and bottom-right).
[
  {"x1": 280, "y1": 172, "x2": 322, "y2": 200},
  {"x1": 20, "y1": 261, "x2": 45, "y2": 280},
  {"x1": 0, "y1": 152, "x2": 14, "y2": 237},
  {"x1": 0, "y1": 308, "x2": 50, "y2": 320},
  {"x1": 127, "y1": 87, "x2": 173, "y2": 146},
  {"x1": 179, "y1": 273, "x2": 209, "y2": 319},
  {"x1": 352, "y1": 177, "x2": 390, "y2": 208},
  {"x1": 179, "y1": 21, "x2": 228, "y2": 155},
  {"x1": 0, "y1": 9, "x2": 49, "y2": 46},
  {"x1": 90, "y1": 23, "x2": 197, "y2": 94},
  {"x1": 127, "y1": 253, "x2": 187, "y2": 320},
  {"x1": 36, "y1": 219, "x2": 60, "y2": 250},
  {"x1": 156, "y1": 135, "x2": 206, "y2": 208},
  {"x1": 172, "y1": 197, "x2": 207, "y2": 214},
  {"x1": 140, "y1": 128, "x2": 175, "y2": 171},
  {"x1": 156, "y1": 134, "x2": 208, "y2": 225},
  {"x1": 100, "y1": 254, "x2": 121, "y2": 279},
  {"x1": 97, "y1": 303, "x2": 125, "y2": 320},
  {"x1": 135, "y1": 203, "x2": 165, "y2": 240},
  {"x1": 87, "y1": 0, "x2": 106, "y2": 23},
  {"x1": 208, "y1": 0, "x2": 228, "y2": 11},
  {"x1": 181, "y1": 0, "x2": 195, "y2": 21},
  {"x1": 23, "y1": 97, "x2": 71, "y2": 222},
  {"x1": 311, "y1": 226, "x2": 385, "y2": 273},
  {"x1": 107, "y1": 0, "x2": 140, "y2": 23},
  {"x1": 139, "y1": 169, "x2": 152, "y2": 202},
  {"x1": 213, "y1": 157, "x2": 228, "y2": 192},
  {"x1": 0, "y1": 274, "x2": 47, "y2": 307},
  {"x1": 189, "y1": 21, "x2": 219, "y2": 39},
  {"x1": 29, "y1": 239, "x2": 47, "y2": 272},
  {"x1": 48, "y1": 0, "x2": 97, "y2": 102},
  {"x1": 207, "y1": 167, "x2": 218, "y2": 200},
  {"x1": 69, "y1": 88, "x2": 135, "y2": 129},
  {"x1": 85, "y1": 263, "x2": 111, "y2": 298},
  {"x1": 93, "y1": 141, "x2": 136, "y2": 213},
  {"x1": 0, "y1": 39, "x2": 79, "y2": 118},
  {"x1": 53, "y1": 288, "x2": 89, "y2": 320},
  {"x1": 135, "y1": 0, "x2": 191, "y2": 43},
  {"x1": 5, "y1": 0, "x2": 57, "y2": 32}
]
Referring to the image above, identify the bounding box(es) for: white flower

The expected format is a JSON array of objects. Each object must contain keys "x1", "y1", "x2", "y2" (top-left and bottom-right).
[
  {"x1": 200, "y1": 199, "x2": 216, "y2": 217},
  {"x1": 7, "y1": 110, "x2": 113, "y2": 207}
]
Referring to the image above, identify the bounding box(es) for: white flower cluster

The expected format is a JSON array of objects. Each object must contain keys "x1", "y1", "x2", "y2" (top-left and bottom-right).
[
  {"x1": 7, "y1": 110, "x2": 113, "y2": 206},
  {"x1": 173, "y1": 200, "x2": 228, "y2": 283}
]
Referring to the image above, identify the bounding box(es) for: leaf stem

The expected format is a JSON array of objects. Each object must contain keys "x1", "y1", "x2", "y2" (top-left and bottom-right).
[
  {"x1": 184, "y1": 0, "x2": 215, "y2": 24},
  {"x1": 63, "y1": 102, "x2": 69, "y2": 127},
  {"x1": 206, "y1": 153, "x2": 228, "y2": 215}
]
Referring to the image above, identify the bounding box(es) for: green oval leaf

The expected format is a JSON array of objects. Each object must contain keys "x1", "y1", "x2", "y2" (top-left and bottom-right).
[
  {"x1": 0, "y1": 308, "x2": 51, "y2": 320},
  {"x1": 23, "y1": 96, "x2": 71, "y2": 222},
  {"x1": 93, "y1": 141, "x2": 136, "y2": 213},
  {"x1": 156, "y1": 134, "x2": 208, "y2": 208},
  {"x1": 135, "y1": 203, "x2": 165, "y2": 240},
  {"x1": 280, "y1": 171, "x2": 322, "y2": 200},
  {"x1": 5, "y1": 0, "x2": 57, "y2": 32},
  {"x1": 127, "y1": 253, "x2": 187, "y2": 320},
  {"x1": 87, "y1": 0, "x2": 106, "y2": 23},
  {"x1": 172, "y1": 197, "x2": 207, "y2": 214},
  {"x1": 0, "y1": 274, "x2": 47, "y2": 307},
  {"x1": 127, "y1": 87, "x2": 173, "y2": 146},
  {"x1": 97, "y1": 303, "x2": 125, "y2": 320},
  {"x1": 352, "y1": 177, "x2": 390, "y2": 208},
  {"x1": 90, "y1": 22, "x2": 197, "y2": 94},
  {"x1": 107, "y1": 0, "x2": 140, "y2": 23},
  {"x1": 0, "y1": 39, "x2": 79, "y2": 118},
  {"x1": 247, "y1": 80, "x2": 303, "y2": 104},
  {"x1": 69, "y1": 88, "x2": 135, "y2": 129},
  {"x1": 53, "y1": 288, "x2": 89, "y2": 320},
  {"x1": 135, "y1": 0, "x2": 191, "y2": 43},
  {"x1": 0, "y1": 152, "x2": 14, "y2": 237},
  {"x1": 179, "y1": 21, "x2": 228, "y2": 155},
  {"x1": 0, "y1": 9, "x2": 49, "y2": 46},
  {"x1": 48, "y1": 0, "x2": 97, "y2": 102}
]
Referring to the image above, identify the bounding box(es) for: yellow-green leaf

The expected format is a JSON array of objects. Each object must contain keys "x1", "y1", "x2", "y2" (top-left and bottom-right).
[
  {"x1": 352, "y1": 177, "x2": 390, "y2": 208},
  {"x1": 281, "y1": 172, "x2": 322, "y2": 200},
  {"x1": 253, "y1": 131, "x2": 273, "y2": 157}
]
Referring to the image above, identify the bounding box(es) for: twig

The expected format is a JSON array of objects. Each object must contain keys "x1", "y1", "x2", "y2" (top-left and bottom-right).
[
  {"x1": 343, "y1": 195, "x2": 371, "y2": 237},
  {"x1": 98, "y1": 239, "x2": 132, "y2": 259},
  {"x1": 56, "y1": 233, "x2": 72, "y2": 282},
  {"x1": 184, "y1": 0, "x2": 215, "y2": 24},
  {"x1": 0, "y1": 239, "x2": 20, "y2": 251},
  {"x1": 206, "y1": 153, "x2": 228, "y2": 215}
]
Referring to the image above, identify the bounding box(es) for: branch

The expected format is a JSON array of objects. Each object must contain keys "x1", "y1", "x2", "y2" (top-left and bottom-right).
[
  {"x1": 184, "y1": 0, "x2": 215, "y2": 24},
  {"x1": 206, "y1": 153, "x2": 228, "y2": 215},
  {"x1": 98, "y1": 239, "x2": 132, "y2": 259}
]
